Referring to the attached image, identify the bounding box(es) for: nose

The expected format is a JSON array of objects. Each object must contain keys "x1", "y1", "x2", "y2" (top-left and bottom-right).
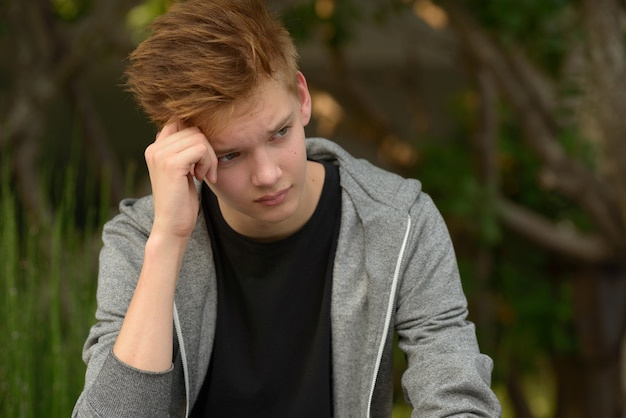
[{"x1": 251, "y1": 148, "x2": 282, "y2": 187}]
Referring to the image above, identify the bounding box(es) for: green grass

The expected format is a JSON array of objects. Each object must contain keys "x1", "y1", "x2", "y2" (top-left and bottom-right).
[{"x1": 1, "y1": 164, "x2": 104, "y2": 417}]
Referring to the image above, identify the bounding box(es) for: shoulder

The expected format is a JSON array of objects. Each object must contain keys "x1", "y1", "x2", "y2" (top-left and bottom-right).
[{"x1": 104, "y1": 195, "x2": 155, "y2": 236}]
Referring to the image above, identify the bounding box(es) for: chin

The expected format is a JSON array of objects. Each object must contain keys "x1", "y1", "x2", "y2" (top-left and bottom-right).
[{"x1": 259, "y1": 202, "x2": 300, "y2": 225}]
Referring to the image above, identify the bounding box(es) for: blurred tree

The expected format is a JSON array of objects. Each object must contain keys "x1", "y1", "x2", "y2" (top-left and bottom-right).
[
  {"x1": 0, "y1": 0, "x2": 146, "y2": 225},
  {"x1": 434, "y1": 1, "x2": 626, "y2": 416}
]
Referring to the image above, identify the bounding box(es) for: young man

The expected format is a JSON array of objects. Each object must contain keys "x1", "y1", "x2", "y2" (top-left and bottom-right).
[{"x1": 73, "y1": 0, "x2": 501, "y2": 416}]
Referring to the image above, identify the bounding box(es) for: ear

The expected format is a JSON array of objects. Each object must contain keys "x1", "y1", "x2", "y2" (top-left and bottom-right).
[{"x1": 295, "y1": 71, "x2": 312, "y2": 126}]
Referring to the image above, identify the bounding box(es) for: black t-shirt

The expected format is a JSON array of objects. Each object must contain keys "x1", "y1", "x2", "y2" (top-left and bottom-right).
[{"x1": 190, "y1": 160, "x2": 341, "y2": 418}]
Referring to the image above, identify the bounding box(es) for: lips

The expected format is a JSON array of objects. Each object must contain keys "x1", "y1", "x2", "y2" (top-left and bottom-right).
[{"x1": 254, "y1": 187, "x2": 290, "y2": 206}]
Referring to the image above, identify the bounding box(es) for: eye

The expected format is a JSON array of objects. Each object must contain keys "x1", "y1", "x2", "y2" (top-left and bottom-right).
[
  {"x1": 274, "y1": 126, "x2": 289, "y2": 138},
  {"x1": 218, "y1": 152, "x2": 239, "y2": 163}
]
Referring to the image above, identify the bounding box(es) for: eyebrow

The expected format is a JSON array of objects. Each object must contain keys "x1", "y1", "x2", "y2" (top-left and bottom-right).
[
  {"x1": 266, "y1": 111, "x2": 294, "y2": 135},
  {"x1": 213, "y1": 111, "x2": 295, "y2": 157}
]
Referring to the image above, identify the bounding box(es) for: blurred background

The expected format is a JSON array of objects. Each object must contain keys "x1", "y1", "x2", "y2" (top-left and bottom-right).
[{"x1": 2, "y1": 0, "x2": 626, "y2": 417}]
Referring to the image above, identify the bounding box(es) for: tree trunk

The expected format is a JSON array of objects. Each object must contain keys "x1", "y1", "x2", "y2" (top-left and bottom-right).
[
  {"x1": 568, "y1": 264, "x2": 626, "y2": 417},
  {"x1": 552, "y1": 354, "x2": 585, "y2": 418}
]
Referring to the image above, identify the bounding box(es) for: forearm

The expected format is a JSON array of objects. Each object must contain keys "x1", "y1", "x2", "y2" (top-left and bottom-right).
[{"x1": 113, "y1": 232, "x2": 188, "y2": 372}]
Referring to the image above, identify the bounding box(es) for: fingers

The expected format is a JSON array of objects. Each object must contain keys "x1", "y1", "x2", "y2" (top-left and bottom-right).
[
  {"x1": 194, "y1": 146, "x2": 218, "y2": 184},
  {"x1": 156, "y1": 120, "x2": 180, "y2": 141},
  {"x1": 152, "y1": 121, "x2": 218, "y2": 184}
]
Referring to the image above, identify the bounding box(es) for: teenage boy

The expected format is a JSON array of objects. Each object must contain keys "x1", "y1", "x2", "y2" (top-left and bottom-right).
[{"x1": 73, "y1": 0, "x2": 501, "y2": 416}]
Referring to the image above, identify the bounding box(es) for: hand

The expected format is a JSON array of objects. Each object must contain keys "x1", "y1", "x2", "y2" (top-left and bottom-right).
[{"x1": 144, "y1": 121, "x2": 218, "y2": 241}]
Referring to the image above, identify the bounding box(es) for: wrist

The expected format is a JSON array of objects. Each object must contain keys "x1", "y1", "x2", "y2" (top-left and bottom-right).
[{"x1": 145, "y1": 230, "x2": 189, "y2": 263}]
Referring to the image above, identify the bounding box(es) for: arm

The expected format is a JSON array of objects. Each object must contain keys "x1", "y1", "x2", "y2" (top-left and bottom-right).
[
  {"x1": 395, "y1": 194, "x2": 501, "y2": 417},
  {"x1": 73, "y1": 122, "x2": 217, "y2": 416},
  {"x1": 114, "y1": 121, "x2": 217, "y2": 371}
]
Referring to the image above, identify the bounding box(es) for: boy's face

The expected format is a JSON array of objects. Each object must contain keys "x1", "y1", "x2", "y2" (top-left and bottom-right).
[{"x1": 204, "y1": 72, "x2": 315, "y2": 240}]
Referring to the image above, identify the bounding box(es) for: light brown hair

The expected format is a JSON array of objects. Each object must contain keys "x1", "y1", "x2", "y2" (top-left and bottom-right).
[{"x1": 125, "y1": 0, "x2": 299, "y2": 137}]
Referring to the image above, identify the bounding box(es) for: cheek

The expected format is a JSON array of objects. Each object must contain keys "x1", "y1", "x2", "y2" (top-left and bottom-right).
[
  {"x1": 211, "y1": 172, "x2": 243, "y2": 199},
  {"x1": 281, "y1": 149, "x2": 304, "y2": 176},
  {"x1": 289, "y1": 139, "x2": 307, "y2": 164}
]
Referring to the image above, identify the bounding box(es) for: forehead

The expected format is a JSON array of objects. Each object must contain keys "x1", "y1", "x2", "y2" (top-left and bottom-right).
[{"x1": 208, "y1": 78, "x2": 298, "y2": 147}]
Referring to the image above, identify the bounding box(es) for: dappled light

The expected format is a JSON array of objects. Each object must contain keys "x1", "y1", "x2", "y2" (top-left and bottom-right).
[
  {"x1": 315, "y1": 0, "x2": 335, "y2": 20},
  {"x1": 310, "y1": 89, "x2": 344, "y2": 138},
  {"x1": 413, "y1": 0, "x2": 449, "y2": 30},
  {"x1": 378, "y1": 135, "x2": 418, "y2": 168}
]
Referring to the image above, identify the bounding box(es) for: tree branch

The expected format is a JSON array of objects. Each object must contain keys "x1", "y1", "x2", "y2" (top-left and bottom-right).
[
  {"x1": 505, "y1": 47, "x2": 559, "y2": 133},
  {"x1": 496, "y1": 196, "x2": 614, "y2": 263},
  {"x1": 438, "y1": 1, "x2": 626, "y2": 254},
  {"x1": 469, "y1": 49, "x2": 615, "y2": 262},
  {"x1": 471, "y1": 60, "x2": 499, "y2": 189}
]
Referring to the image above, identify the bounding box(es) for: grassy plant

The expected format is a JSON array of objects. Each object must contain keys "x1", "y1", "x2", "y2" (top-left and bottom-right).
[{"x1": 1, "y1": 162, "x2": 107, "y2": 417}]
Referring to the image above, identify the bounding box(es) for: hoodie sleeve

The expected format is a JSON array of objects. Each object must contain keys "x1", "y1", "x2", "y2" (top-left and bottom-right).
[
  {"x1": 72, "y1": 198, "x2": 179, "y2": 418},
  {"x1": 394, "y1": 193, "x2": 502, "y2": 417}
]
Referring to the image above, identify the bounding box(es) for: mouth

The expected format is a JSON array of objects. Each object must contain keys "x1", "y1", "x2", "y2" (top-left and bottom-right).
[{"x1": 254, "y1": 187, "x2": 290, "y2": 206}]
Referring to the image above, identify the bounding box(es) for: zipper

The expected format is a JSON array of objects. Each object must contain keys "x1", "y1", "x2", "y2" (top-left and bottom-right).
[
  {"x1": 173, "y1": 302, "x2": 190, "y2": 418},
  {"x1": 366, "y1": 215, "x2": 412, "y2": 418}
]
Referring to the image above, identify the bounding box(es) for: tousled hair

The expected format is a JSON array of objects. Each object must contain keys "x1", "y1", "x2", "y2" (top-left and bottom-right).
[{"x1": 125, "y1": 0, "x2": 299, "y2": 136}]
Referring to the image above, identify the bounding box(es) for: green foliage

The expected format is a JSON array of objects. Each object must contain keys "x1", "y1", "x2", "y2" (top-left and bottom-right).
[
  {"x1": 281, "y1": 0, "x2": 362, "y2": 46},
  {"x1": 467, "y1": 0, "x2": 573, "y2": 34},
  {"x1": 416, "y1": 136, "x2": 502, "y2": 247},
  {"x1": 0, "y1": 158, "x2": 106, "y2": 417},
  {"x1": 465, "y1": 0, "x2": 577, "y2": 75},
  {"x1": 496, "y1": 103, "x2": 594, "y2": 232},
  {"x1": 496, "y1": 246, "x2": 576, "y2": 359},
  {"x1": 281, "y1": 2, "x2": 320, "y2": 43},
  {"x1": 126, "y1": 0, "x2": 173, "y2": 44},
  {"x1": 414, "y1": 93, "x2": 580, "y2": 382},
  {"x1": 52, "y1": 0, "x2": 94, "y2": 22}
]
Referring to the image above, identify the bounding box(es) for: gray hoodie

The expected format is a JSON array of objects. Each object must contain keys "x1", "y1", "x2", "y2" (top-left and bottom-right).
[{"x1": 73, "y1": 137, "x2": 501, "y2": 417}]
